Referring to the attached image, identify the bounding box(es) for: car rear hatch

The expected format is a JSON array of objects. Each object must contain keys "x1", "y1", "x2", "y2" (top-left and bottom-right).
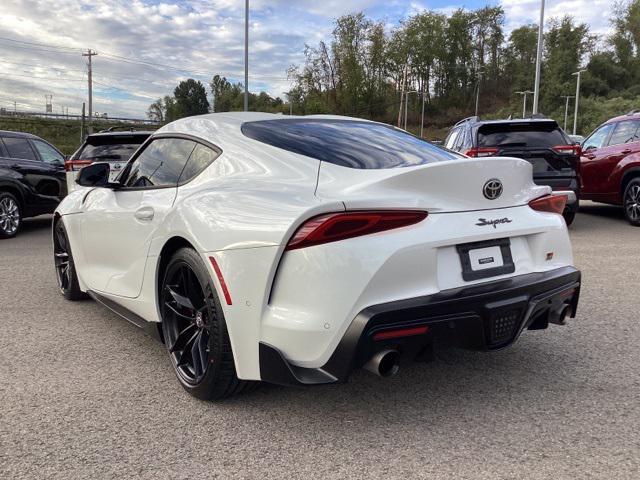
[
  {"x1": 67, "y1": 134, "x2": 149, "y2": 181},
  {"x1": 474, "y1": 121, "x2": 579, "y2": 189}
]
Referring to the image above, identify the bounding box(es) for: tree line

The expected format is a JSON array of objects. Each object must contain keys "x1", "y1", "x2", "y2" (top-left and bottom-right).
[{"x1": 148, "y1": 0, "x2": 640, "y2": 136}]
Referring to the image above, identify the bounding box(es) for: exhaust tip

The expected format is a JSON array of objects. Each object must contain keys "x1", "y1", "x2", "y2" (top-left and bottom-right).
[
  {"x1": 364, "y1": 349, "x2": 400, "y2": 378},
  {"x1": 549, "y1": 304, "x2": 571, "y2": 325}
]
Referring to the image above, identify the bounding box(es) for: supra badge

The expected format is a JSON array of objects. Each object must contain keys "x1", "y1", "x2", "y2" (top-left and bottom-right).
[
  {"x1": 483, "y1": 179, "x2": 503, "y2": 200},
  {"x1": 476, "y1": 217, "x2": 513, "y2": 228}
]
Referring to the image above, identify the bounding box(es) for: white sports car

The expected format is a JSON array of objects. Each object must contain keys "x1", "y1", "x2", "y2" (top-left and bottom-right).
[{"x1": 53, "y1": 112, "x2": 581, "y2": 400}]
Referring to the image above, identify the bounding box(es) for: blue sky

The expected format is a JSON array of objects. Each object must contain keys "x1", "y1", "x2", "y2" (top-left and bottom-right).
[{"x1": 0, "y1": 0, "x2": 613, "y2": 118}]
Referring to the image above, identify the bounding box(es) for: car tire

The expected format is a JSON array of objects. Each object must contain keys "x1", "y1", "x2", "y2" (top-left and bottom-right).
[
  {"x1": 623, "y1": 179, "x2": 640, "y2": 227},
  {"x1": 0, "y1": 192, "x2": 22, "y2": 239},
  {"x1": 160, "y1": 248, "x2": 257, "y2": 400},
  {"x1": 563, "y1": 210, "x2": 576, "y2": 226},
  {"x1": 53, "y1": 220, "x2": 88, "y2": 301}
]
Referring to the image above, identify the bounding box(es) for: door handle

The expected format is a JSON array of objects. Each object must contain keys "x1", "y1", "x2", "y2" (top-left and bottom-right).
[{"x1": 134, "y1": 206, "x2": 154, "y2": 221}]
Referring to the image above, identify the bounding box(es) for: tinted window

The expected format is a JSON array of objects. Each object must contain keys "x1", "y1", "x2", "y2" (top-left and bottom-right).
[
  {"x1": 123, "y1": 138, "x2": 195, "y2": 188},
  {"x1": 2, "y1": 137, "x2": 37, "y2": 160},
  {"x1": 607, "y1": 120, "x2": 640, "y2": 146},
  {"x1": 583, "y1": 124, "x2": 615, "y2": 150},
  {"x1": 242, "y1": 119, "x2": 461, "y2": 169},
  {"x1": 78, "y1": 135, "x2": 149, "y2": 162},
  {"x1": 179, "y1": 143, "x2": 219, "y2": 184},
  {"x1": 478, "y1": 122, "x2": 567, "y2": 148},
  {"x1": 32, "y1": 140, "x2": 64, "y2": 164}
]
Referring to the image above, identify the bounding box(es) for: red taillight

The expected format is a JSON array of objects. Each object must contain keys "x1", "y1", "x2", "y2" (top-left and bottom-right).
[
  {"x1": 552, "y1": 145, "x2": 582, "y2": 156},
  {"x1": 65, "y1": 159, "x2": 93, "y2": 172},
  {"x1": 529, "y1": 195, "x2": 567, "y2": 215},
  {"x1": 464, "y1": 147, "x2": 499, "y2": 158},
  {"x1": 373, "y1": 325, "x2": 429, "y2": 341},
  {"x1": 285, "y1": 210, "x2": 428, "y2": 251}
]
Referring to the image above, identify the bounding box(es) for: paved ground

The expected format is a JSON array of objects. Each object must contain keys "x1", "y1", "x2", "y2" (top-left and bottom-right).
[{"x1": 1, "y1": 203, "x2": 639, "y2": 479}]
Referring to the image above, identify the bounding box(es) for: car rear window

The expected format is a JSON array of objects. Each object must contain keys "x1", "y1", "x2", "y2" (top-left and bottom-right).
[
  {"x1": 76, "y1": 135, "x2": 149, "y2": 162},
  {"x1": 478, "y1": 122, "x2": 567, "y2": 148},
  {"x1": 241, "y1": 119, "x2": 461, "y2": 169}
]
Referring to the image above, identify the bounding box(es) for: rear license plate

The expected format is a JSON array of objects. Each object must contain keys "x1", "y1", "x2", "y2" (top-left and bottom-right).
[{"x1": 456, "y1": 238, "x2": 515, "y2": 281}]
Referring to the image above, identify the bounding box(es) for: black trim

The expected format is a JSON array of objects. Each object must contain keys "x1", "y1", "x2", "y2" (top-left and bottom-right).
[
  {"x1": 456, "y1": 237, "x2": 515, "y2": 281},
  {"x1": 259, "y1": 266, "x2": 581, "y2": 387},
  {"x1": 87, "y1": 290, "x2": 162, "y2": 341}
]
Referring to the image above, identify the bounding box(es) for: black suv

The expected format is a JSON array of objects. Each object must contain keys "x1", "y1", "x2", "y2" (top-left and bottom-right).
[
  {"x1": 444, "y1": 117, "x2": 580, "y2": 225},
  {"x1": 0, "y1": 130, "x2": 66, "y2": 238},
  {"x1": 66, "y1": 128, "x2": 153, "y2": 189}
]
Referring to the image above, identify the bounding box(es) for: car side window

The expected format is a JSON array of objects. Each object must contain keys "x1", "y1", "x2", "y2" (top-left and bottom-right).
[
  {"x1": 607, "y1": 120, "x2": 640, "y2": 147},
  {"x1": 31, "y1": 140, "x2": 64, "y2": 165},
  {"x1": 582, "y1": 124, "x2": 614, "y2": 151},
  {"x1": 123, "y1": 138, "x2": 196, "y2": 188},
  {"x1": 445, "y1": 128, "x2": 460, "y2": 150},
  {"x1": 2, "y1": 137, "x2": 38, "y2": 161},
  {"x1": 179, "y1": 143, "x2": 220, "y2": 184}
]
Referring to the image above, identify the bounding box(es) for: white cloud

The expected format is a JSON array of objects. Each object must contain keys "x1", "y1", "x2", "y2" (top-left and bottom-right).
[{"x1": 0, "y1": 0, "x2": 616, "y2": 118}]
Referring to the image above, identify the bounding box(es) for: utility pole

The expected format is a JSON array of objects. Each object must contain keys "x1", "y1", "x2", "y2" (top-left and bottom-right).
[
  {"x1": 44, "y1": 94, "x2": 52, "y2": 113},
  {"x1": 532, "y1": 0, "x2": 545, "y2": 114},
  {"x1": 572, "y1": 69, "x2": 586, "y2": 135},
  {"x1": 13, "y1": 101, "x2": 16, "y2": 113},
  {"x1": 82, "y1": 49, "x2": 97, "y2": 133},
  {"x1": 560, "y1": 95, "x2": 574, "y2": 131},
  {"x1": 80, "y1": 102, "x2": 85, "y2": 142},
  {"x1": 516, "y1": 90, "x2": 534, "y2": 118},
  {"x1": 244, "y1": 0, "x2": 249, "y2": 112}
]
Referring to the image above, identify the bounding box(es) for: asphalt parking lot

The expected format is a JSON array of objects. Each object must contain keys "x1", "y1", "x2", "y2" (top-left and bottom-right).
[{"x1": 1, "y1": 202, "x2": 639, "y2": 479}]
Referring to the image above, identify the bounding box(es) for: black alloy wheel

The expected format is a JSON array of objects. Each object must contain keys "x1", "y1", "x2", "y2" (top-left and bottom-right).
[
  {"x1": 623, "y1": 179, "x2": 640, "y2": 226},
  {"x1": 53, "y1": 220, "x2": 86, "y2": 300},
  {"x1": 160, "y1": 248, "x2": 255, "y2": 400},
  {"x1": 0, "y1": 192, "x2": 21, "y2": 239}
]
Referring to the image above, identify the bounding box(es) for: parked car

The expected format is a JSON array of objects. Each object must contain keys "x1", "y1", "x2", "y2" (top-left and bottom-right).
[
  {"x1": 569, "y1": 134, "x2": 585, "y2": 144},
  {"x1": 444, "y1": 116, "x2": 580, "y2": 225},
  {"x1": 53, "y1": 113, "x2": 581, "y2": 400},
  {"x1": 580, "y1": 110, "x2": 640, "y2": 225},
  {"x1": 0, "y1": 130, "x2": 66, "y2": 238},
  {"x1": 66, "y1": 128, "x2": 152, "y2": 192}
]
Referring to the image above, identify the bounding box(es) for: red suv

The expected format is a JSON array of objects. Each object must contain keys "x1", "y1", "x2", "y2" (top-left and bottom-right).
[{"x1": 580, "y1": 110, "x2": 640, "y2": 225}]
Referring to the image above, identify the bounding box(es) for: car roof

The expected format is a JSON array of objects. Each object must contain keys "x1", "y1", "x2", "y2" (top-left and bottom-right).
[
  {"x1": 605, "y1": 111, "x2": 640, "y2": 124},
  {"x1": 0, "y1": 129, "x2": 40, "y2": 139},
  {"x1": 474, "y1": 118, "x2": 558, "y2": 127},
  {"x1": 87, "y1": 130, "x2": 154, "y2": 138},
  {"x1": 156, "y1": 112, "x2": 379, "y2": 151}
]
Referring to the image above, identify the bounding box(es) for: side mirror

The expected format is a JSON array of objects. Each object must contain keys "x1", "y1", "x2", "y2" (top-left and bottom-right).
[{"x1": 76, "y1": 162, "x2": 117, "y2": 188}]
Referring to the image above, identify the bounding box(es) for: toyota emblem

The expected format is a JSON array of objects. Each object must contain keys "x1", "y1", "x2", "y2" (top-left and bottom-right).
[{"x1": 483, "y1": 179, "x2": 503, "y2": 200}]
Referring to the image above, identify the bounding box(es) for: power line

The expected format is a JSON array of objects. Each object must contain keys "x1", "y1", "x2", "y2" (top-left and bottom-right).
[{"x1": 0, "y1": 35, "x2": 80, "y2": 52}]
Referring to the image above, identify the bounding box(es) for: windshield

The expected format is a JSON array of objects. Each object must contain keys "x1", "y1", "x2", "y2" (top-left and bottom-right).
[{"x1": 242, "y1": 119, "x2": 462, "y2": 169}]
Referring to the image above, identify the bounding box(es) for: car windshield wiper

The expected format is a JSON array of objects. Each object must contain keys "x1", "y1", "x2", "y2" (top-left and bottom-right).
[
  {"x1": 91, "y1": 154, "x2": 123, "y2": 160},
  {"x1": 495, "y1": 142, "x2": 528, "y2": 147}
]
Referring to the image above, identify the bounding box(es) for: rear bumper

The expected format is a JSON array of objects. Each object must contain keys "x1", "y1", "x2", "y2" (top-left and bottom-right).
[{"x1": 259, "y1": 266, "x2": 581, "y2": 386}]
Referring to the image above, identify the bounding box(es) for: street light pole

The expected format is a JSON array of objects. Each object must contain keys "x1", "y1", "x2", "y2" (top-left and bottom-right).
[
  {"x1": 516, "y1": 90, "x2": 534, "y2": 118},
  {"x1": 420, "y1": 92, "x2": 426, "y2": 138},
  {"x1": 475, "y1": 70, "x2": 483, "y2": 116},
  {"x1": 560, "y1": 95, "x2": 575, "y2": 131},
  {"x1": 572, "y1": 69, "x2": 586, "y2": 135},
  {"x1": 244, "y1": 0, "x2": 249, "y2": 112},
  {"x1": 532, "y1": 0, "x2": 545, "y2": 114},
  {"x1": 403, "y1": 91, "x2": 417, "y2": 131}
]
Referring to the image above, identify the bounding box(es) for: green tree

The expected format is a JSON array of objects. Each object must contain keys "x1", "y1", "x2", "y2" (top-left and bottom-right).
[{"x1": 174, "y1": 79, "x2": 210, "y2": 118}]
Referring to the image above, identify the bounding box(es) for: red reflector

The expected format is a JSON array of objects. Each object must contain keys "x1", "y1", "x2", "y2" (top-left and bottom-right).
[
  {"x1": 373, "y1": 325, "x2": 429, "y2": 341},
  {"x1": 208, "y1": 256, "x2": 232, "y2": 305},
  {"x1": 529, "y1": 195, "x2": 567, "y2": 215},
  {"x1": 64, "y1": 159, "x2": 93, "y2": 172},
  {"x1": 464, "y1": 147, "x2": 498, "y2": 158},
  {"x1": 285, "y1": 210, "x2": 428, "y2": 251}
]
